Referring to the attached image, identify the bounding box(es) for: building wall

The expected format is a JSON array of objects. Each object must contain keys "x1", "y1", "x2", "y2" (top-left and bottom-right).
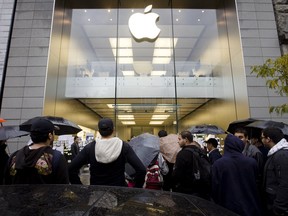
[
  {"x1": 0, "y1": 0, "x2": 14, "y2": 92},
  {"x1": 237, "y1": 0, "x2": 288, "y2": 122},
  {"x1": 0, "y1": 0, "x2": 288, "y2": 152}
]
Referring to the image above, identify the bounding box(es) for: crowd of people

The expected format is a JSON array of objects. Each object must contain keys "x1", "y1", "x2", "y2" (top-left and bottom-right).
[{"x1": 1, "y1": 117, "x2": 288, "y2": 216}]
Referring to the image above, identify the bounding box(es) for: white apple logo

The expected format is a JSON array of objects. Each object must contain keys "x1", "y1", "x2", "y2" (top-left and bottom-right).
[{"x1": 129, "y1": 5, "x2": 160, "y2": 40}]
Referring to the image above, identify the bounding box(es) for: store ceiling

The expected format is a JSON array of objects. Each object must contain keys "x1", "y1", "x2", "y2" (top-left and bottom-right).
[{"x1": 77, "y1": 98, "x2": 212, "y2": 126}]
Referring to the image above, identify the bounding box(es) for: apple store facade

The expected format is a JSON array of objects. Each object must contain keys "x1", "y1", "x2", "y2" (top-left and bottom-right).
[{"x1": 1, "y1": 0, "x2": 287, "y2": 145}]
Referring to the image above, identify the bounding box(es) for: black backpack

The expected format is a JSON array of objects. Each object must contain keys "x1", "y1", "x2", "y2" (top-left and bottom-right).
[{"x1": 185, "y1": 147, "x2": 211, "y2": 189}]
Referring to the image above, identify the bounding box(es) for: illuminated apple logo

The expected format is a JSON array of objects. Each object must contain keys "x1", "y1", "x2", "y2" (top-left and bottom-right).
[{"x1": 129, "y1": 5, "x2": 160, "y2": 40}]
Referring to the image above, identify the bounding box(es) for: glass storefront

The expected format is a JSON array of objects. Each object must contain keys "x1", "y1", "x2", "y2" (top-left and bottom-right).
[{"x1": 46, "y1": 0, "x2": 248, "y2": 140}]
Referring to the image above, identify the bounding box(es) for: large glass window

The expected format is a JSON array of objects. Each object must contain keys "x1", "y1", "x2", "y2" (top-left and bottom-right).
[{"x1": 46, "y1": 0, "x2": 248, "y2": 140}]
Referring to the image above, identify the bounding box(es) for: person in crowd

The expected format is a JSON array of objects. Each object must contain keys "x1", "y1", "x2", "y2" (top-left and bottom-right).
[
  {"x1": 212, "y1": 134, "x2": 262, "y2": 216},
  {"x1": 158, "y1": 130, "x2": 168, "y2": 138},
  {"x1": 172, "y1": 130, "x2": 210, "y2": 198},
  {"x1": 251, "y1": 135, "x2": 268, "y2": 162},
  {"x1": 68, "y1": 118, "x2": 146, "y2": 187},
  {"x1": 0, "y1": 140, "x2": 9, "y2": 184},
  {"x1": 206, "y1": 138, "x2": 222, "y2": 164},
  {"x1": 261, "y1": 127, "x2": 288, "y2": 216},
  {"x1": 158, "y1": 130, "x2": 174, "y2": 191},
  {"x1": 234, "y1": 128, "x2": 264, "y2": 173},
  {"x1": 4, "y1": 117, "x2": 69, "y2": 184},
  {"x1": 70, "y1": 136, "x2": 80, "y2": 160}
]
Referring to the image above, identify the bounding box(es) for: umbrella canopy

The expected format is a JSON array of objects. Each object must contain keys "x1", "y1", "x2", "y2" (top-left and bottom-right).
[
  {"x1": 0, "y1": 126, "x2": 29, "y2": 140},
  {"x1": 126, "y1": 133, "x2": 160, "y2": 176},
  {"x1": 227, "y1": 118, "x2": 258, "y2": 134},
  {"x1": 19, "y1": 116, "x2": 82, "y2": 135},
  {"x1": 246, "y1": 120, "x2": 288, "y2": 135},
  {"x1": 160, "y1": 134, "x2": 180, "y2": 163},
  {"x1": 189, "y1": 124, "x2": 226, "y2": 134}
]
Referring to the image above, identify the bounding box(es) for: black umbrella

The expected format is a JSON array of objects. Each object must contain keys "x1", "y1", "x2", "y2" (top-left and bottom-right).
[
  {"x1": 19, "y1": 116, "x2": 82, "y2": 135},
  {"x1": 189, "y1": 124, "x2": 226, "y2": 134},
  {"x1": 227, "y1": 118, "x2": 258, "y2": 134},
  {"x1": 246, "y1": 120, "x2": 288, "y2": 135},
  {"x1": 0, "y1": 126, "x2": 29, "y2": 140}
]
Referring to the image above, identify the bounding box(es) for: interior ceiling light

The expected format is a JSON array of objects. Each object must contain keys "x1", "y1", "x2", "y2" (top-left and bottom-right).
[
  {"x1": 112, "y1": 49, "x2": 133, "y2": 57},
  {"x1": 154, "y1": 38, "x2": 178, "y2": 48},
  {"x1": 122, "y1": 71, "x2": 135, "y2": 76},
  {"x1": 153, "y1": 49, "x2": 172, "y2": 57},
  {"x1": 149, "y1": 121, "x2": 164, "y2": 125},
  {"x1": 151, "y1": 71, "x2": 166, "y2": 76},
  {"x1": 118, "y1": 115, "x2": 134, "y2": 120},
  {"x1": 154, "y1": 104, "x2": 176, "y2": 113},
  {"x1": 118, "y1": 57, "x2": 133, "y2": 64},
  {"x1": 152, "y1": 115, "x2": 170, "y2": 120},
  {"x1": 152, "y1": 57, "x2": 171, "y2": 64},
  {"x1": 109, "y1": 38, "x2": 132, "y2": 48},
  {"x1": 122, "y1": 121, "x2": 136, "y2": 125}
]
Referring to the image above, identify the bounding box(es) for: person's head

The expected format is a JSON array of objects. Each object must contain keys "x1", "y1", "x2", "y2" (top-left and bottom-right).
[
  {"x1": 234, "y1": 127, "x2": 248, "y2": 145},
  {"x1": 224, "y1": 134, "x2": 245, "y2": 153},
  {"x1": 98, "y1": 118, "x2": 114, "y2": 137},
  {"x1": 30, "y1": 117, "x2": 56, "y2": 146},
  {"x1": 206, "y1": 138, "x2": 218, "y2": 151},
  {"x1": 178, "y1": 131, "x2": 193, "y2": 148},
  {"x1": 158, "y1": 130, "x2": 167, "y2": 138},
  {"x1": 261, "y1": 127, "x2": 284, "y2": 149},
  {"x1": 74, "y1": 136, "x2": 80, "y2": 144}
]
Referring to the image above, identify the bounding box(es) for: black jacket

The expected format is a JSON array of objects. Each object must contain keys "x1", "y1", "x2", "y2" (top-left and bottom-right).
[
  {"x1": 208, "y1": 148, "x2": 222, "y2": 165},
  {"x1": 263, "y1": 147, "x2": 288, "y2": 215},
  {"x1": 68, "y1": 140, "x2": 146, "y2": 188},
  {"x1": 172, "y1": 145, "x2": 206, "y2": 195},
  {"x1": 4, "y1": 146, "x2": 69, "y2": 184}
]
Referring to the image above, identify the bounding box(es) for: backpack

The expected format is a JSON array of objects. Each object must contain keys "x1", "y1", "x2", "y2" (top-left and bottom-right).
[
  {"x1": 144, "y1": 160, "x2": 163, "y2": 190},
  {"x1": 185, "y1": 147, "x2": 212, "y2": 190}
]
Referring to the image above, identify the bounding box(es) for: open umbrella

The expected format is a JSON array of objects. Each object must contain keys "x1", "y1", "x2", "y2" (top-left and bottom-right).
[
  {"x1": 0, "y1": 126, "x2": 29, "y2": 140},
  {"x1": 19, "y1": 116, "x2": 82, "y2": 135},
  {"x1": 246, "y1": 120, "x2": 288, "y2": 135},
  {"x1": 0, "y1": 118, "x2": 6, "y2": 126},
  {"x1": 126, "y1": 133, "x2": 160, "y2": 176},
  {"x1": 160, "y1": 134, "x2": 180, "y2": 163},
  {"x1": 227, "y1": 118, "x2": 258, "y2": 134},
  {"x1": 189, "y1": 124, "x2": 226, "y2": 135}
]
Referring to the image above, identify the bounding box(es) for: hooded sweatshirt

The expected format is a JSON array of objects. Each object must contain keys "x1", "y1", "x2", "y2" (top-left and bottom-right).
[
  {"x1": 5, "y1": 146, "x2": 69, "y2": 184},
  {"x1": 212, "y1": 134, "x2": 261, "y2": 216},
  {"x1": 69, "y1": 138, "x2": 146, "y2": 187}
]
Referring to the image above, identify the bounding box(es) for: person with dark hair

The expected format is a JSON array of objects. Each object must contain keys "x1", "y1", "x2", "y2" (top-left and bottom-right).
[
  {"x1": 158, "y1": 130, "x2": 168, "y2": 138},
  {"x1": 68, "y1": 118, "x2": 146, "y2": 187},
  {"x1": 70, "y1": 136, "x2": 80, "y2": 160},
  {"x1": 172, "y1": 131, "x2": 210, "y2": 199},
  {"x1": 4, "y1": 117, "x2": 69, "y2": 184},
  {"x1": 261, "y1": 127, "x2": 288, "y2": 216},
  {"x1": 211, "y1": 134, "x2": 261, "y2": 216},
  {"x1": 234, "y1": 127, "x2": 264, "y2": 174},
  {"x1": 206, "y1": 138, "x2": 222, "y2": 164}
]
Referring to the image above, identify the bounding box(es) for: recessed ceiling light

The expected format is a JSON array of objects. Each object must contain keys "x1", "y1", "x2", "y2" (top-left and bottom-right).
[
  {"x1": 178, "y1": 10, "x2": 181, "y2": 12},
  {"x1": 108, "y1": 9, "x2": 111, "y2": 12},
  {"x1": 152, "y1": 115, "x2": 170, "y2": 120},
  {"x1": 202, "y1": 10, "x2": 205, "y2": 13},
  {"x1": 118, "y1": 115, "x2": 134, "y2": 120},
  {"x1": 149, "y1": 121, "x2": 164, "y2": 125},
  {"x1": 84, "y1": 10, "x2": 87, "y2": 13},
  {"x1": 131, "y1": 9, "x2": 134, "y2": 12},
  {"x1": 122, "y1": 71, "x2": 135, "y2": 76},
  {"x1": 122, "y1": 121, "x2": 135, "y2": 125},
  {"x1": 151, "y1": 71, "x2": 166, "y2": 76},
  {"x1": 198, "y1": 19, "x2": 200, "y2": 22},
  {"x1": 88, "y1": 18, "x2": 91, "y2": 22},
  {"x1": 110, "y1": 18, "x2": 112, "y2": 21},
  {"x1": 176, "y1": 18, "x2": 179, "y2": 22}
]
